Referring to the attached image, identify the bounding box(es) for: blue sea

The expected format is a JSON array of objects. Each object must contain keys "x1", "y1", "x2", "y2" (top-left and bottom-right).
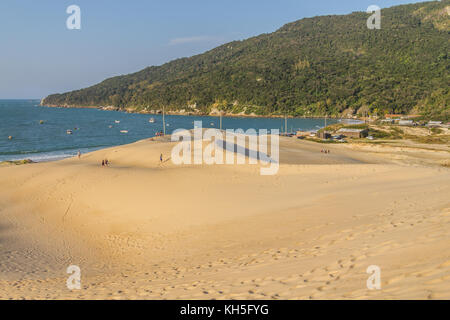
[{"x1": 0, "y1": 100, "x2": 340, "y2": 162}]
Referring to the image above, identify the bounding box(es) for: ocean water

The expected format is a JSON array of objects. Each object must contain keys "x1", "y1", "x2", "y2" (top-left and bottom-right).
[{"x1": 0, "y1": 100, "x2": 338, "y2": 162}]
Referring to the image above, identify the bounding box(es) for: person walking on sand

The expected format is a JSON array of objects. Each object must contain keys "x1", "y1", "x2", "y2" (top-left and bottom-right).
[
  {"x1": 77, "y1": 150, "x2": 81, "y2": 159},
  {"x1": 160, "y1": 153, "x2": 163, "y2": 163},
  {"x1": 102, "y1": 160, "x2": 105, "y2": 167}
]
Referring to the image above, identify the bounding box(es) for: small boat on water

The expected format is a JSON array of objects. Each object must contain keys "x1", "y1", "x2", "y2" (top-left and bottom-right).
[
  {"x1": 8, "y1": 136, "x2": 13, "y2": 140},
  {"x1": 149, "y1": 118, "x2": 155, "y2": 123},
  {"x1": 115, "y1": 120, "x2": 120, "y2": 124},
  {"x1": 66, "y1": 130, "x2": 73, "y2": 135},
  {"x1": 120, "y1": 130, "x2": 128, "y2": 133}
]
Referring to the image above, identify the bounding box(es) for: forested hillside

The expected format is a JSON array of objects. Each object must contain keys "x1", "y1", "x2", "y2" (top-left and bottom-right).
[{"x1": 43, "y1": 1, "x2": 449, "y2": 120}]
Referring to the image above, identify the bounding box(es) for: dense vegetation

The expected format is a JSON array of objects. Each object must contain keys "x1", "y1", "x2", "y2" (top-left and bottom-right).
[{"x1": 43, "y1": 1, "x2": 449, "y2": 120}]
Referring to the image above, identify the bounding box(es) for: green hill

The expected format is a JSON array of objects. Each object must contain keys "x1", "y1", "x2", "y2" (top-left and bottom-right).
[{"x1": 42, "y1": 1, "x2": 449, "y2": 120}]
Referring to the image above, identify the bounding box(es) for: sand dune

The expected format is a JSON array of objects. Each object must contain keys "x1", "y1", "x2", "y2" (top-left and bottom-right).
[{"x1": 0, "y1": 136, "x2": 449, "y2": 299}]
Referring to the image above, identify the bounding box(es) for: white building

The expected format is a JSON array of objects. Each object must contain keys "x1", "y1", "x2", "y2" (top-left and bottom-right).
[{"x1": 398, "y1": 120, "x2": 414, "y2": 126}]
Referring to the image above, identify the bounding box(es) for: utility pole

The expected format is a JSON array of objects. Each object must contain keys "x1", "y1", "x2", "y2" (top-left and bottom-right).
[
  {"x1": 163, "y1": 105, "x2": 166, "y2": 136},
  {"x1": 284, "y1": 104, "x2": 288, "y2": 134},
  {"x1": 285, "y1": 113, "x2": 288, "y2": 134}
]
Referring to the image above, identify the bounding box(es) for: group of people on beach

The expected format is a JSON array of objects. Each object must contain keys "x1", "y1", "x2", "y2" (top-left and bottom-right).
[
  {"x1": 321, "y1": 149, "x2": 331, "y2": 154},
  {"x1": 77, "y1": 149, "x2": 160, "y2": 167}
]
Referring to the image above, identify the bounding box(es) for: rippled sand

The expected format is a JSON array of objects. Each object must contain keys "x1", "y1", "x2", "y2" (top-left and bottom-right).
[{"x1": 0, "y1": 136, "x2": 449, "y2": 299}]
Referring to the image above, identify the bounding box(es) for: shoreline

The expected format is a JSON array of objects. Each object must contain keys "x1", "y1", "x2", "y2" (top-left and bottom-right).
[
  {"x1": 40, "y1": 103, "x2": 359, "y2": 121},
  {"x1": 0, "y1": 146, "x2": 108, "y2": 164},
  {"x1": 2, "y1": 106, "x2": 344, "y2": 163},
  {"x1": 1, "y1": 153, "x2": 73, "y2": 164}
]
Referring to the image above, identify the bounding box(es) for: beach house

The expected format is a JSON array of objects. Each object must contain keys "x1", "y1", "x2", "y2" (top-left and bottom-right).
[{"x1": 337, "y1": 128, "x2": 369, "y2": 139}]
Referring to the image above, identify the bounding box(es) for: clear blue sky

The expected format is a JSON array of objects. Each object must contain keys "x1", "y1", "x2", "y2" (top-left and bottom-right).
[{"x1": 0, "y1": 0, "x2": 430, "y2": 99}]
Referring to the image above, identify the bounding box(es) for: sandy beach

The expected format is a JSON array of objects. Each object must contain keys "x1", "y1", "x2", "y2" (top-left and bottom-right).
[{"x1": 0, "y1": 136, "x2": 449, "y2": 300}]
